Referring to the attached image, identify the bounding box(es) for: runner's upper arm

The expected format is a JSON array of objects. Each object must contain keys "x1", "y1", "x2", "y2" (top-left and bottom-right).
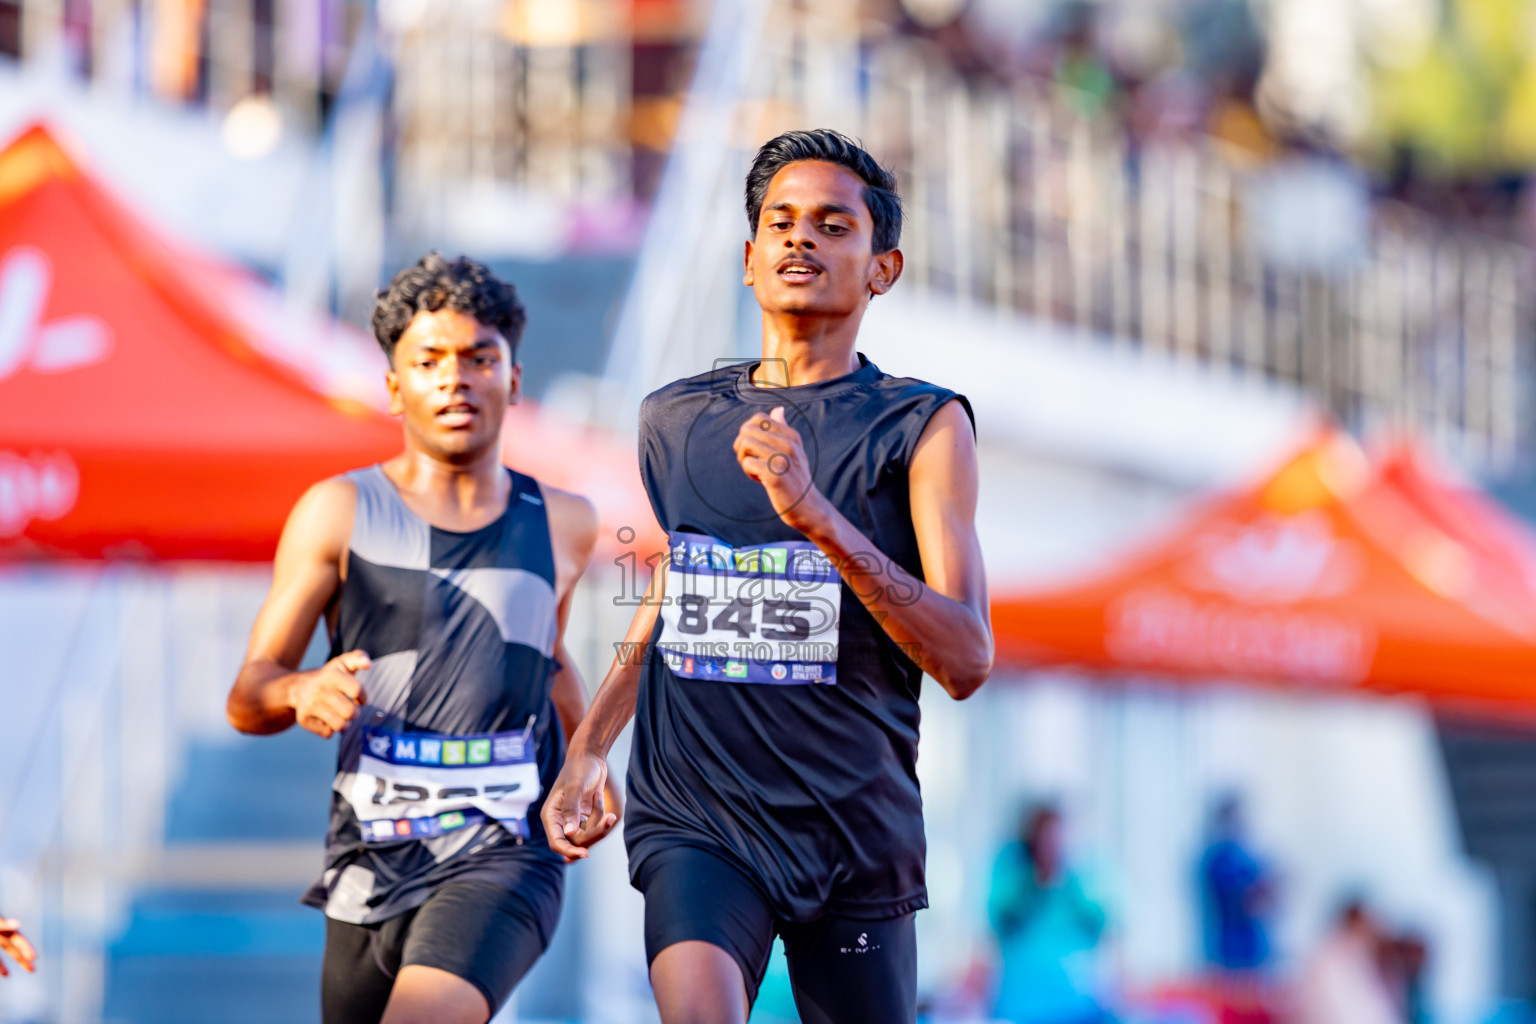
[
  {"x1": 543, "y1": 485, "x2": 600, "y2": 644},
  {"x1": 907, "y1": 399, "x2": 988, "y2": 620},
  {"x1": 243, "y1": 478, "x2": 355, "y2": 670}
]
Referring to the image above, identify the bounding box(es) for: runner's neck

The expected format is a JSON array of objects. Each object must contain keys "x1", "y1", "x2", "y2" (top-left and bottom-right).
[
  {"x1": 749, "y1": 338, "x2": 861, "y2": 388},
  {"x1": 380, "y1": 451, "x2": 513, "y2": 533}
]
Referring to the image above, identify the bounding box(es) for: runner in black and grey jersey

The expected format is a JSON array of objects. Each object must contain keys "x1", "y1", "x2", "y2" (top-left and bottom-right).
[
  {"x1": 227, "y1": 253, "x2": 611, "y2": 1024},
  {"x1": 542, "y1": 130, "x2": 994, "y2": 1024}
]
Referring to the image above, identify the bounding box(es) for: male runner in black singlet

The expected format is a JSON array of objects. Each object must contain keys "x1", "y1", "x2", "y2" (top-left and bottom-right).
[
  {"x1": 542, "y1": 130, "x2": 993, "y2": 1023},
  {"x1": 227, "y1": 254, "x2": 613, "y2": 1024}
]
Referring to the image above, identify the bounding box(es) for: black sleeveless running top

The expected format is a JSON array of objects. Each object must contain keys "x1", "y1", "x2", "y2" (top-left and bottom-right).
[
  {"x1": 624, "y1": 353, "x2": 973, "y2": 921},
  {"x1": 301, "y1": 465, "x2": 565, "y2": 927}
]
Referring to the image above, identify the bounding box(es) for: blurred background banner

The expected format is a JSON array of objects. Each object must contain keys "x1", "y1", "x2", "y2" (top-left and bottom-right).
[{"x1": 5, "y1": 0, "x2": 1536, "y2": 1023}]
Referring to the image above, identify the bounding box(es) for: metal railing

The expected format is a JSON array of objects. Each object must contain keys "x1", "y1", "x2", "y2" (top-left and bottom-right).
[
  {"x1": 0, "y1": 0, "x2": 356, "y2": 132},
  {"x1": 383, "y1": 0, "x2": 635, "y2": 252},
  {"x1": 844, "y1": 45, "x2": 1528, "y2": 468}
]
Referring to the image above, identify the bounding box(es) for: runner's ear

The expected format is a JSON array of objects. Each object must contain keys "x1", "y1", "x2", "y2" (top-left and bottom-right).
[
  {"x1": 870, "y1": 247, "x2": 903, "y2": 296},
  {"x1": 385, "y1": 368, "x2": 403, "y2": 416},
  {"x1": 508, "y1": 362, "x2": 523, "y2": 406}
]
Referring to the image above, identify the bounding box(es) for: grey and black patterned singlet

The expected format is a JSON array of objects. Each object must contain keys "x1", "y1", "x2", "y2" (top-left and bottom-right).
[{"x1": 301, "y1": 465, "x2": 565, "y2": 928}]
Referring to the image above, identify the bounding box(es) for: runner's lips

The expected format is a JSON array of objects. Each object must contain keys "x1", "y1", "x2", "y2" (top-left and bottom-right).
[
  {"x1": 435, "y1": 402, "x2": 478, "y2": 426},
  {"x1": 776, "y1": 258, "x2": 823, "y2": 281}
]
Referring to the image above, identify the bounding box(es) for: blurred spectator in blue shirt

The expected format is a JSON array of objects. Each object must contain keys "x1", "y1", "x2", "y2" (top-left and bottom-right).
[
  {"x1": 1200, "y1": 794, "x2": 1275, "y2": 973},
  {"x1": 989, "y1": 803, "x2": 1110, "y2": 1024}
]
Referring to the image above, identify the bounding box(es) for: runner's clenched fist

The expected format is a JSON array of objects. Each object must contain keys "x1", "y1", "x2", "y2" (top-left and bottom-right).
[{"x1": 287, "y1": 649, "x2": 370, "y2": 739}]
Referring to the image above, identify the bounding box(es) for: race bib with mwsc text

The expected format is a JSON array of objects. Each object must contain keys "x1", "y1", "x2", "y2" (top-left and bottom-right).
[{"x1": 342, "y1": 721, "x2": 540, "y2": 844}]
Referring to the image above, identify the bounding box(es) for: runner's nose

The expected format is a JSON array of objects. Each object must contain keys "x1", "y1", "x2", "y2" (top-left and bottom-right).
[
  {"x1": 437, "y1": 354, "x2": 470, "y2": 389},
  {"x1": 784, "y1": 219, "x2": 816, "y2": 250}
]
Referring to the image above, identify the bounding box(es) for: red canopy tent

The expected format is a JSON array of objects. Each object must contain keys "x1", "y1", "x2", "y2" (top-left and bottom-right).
[
  {"x1": 0, "y1": 122, "x2": 661, "y2": 562},
  {"x1": 991, "y1": 431, "x2": 1536, "y2": 713},
  {"x1": 0, "y1": 122, "x2": 400, "y2": 560}
]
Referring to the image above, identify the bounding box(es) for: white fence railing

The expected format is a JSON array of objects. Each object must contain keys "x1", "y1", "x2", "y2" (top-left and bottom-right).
[
  {"x1": 846, "y1": 50, "x2": 1528, "y2": 468},
  {"x1": 382, "y1": 0, "x2": 635, "y2": 254}
]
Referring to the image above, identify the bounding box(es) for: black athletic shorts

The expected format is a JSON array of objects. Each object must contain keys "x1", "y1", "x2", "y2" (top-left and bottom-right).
[
  {"x1": 320, "y1": 880, "x2": 552, "y2": 1024},
  {"x1": 636, "y1": 844, "x2": 918, "y2": 1023}
]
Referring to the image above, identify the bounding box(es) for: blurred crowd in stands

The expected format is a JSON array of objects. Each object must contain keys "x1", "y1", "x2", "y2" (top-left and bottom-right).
[
  {"x1": 12, "y1": 0, "x2": 1536, "y2": 238},
  {"x1": 893, "y1": 0, "x2": 1536, "y2": 242}
]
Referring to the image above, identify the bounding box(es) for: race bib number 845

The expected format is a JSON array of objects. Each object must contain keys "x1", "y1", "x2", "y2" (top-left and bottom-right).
[{"x1": 657, "y1": 531, "x2": 841, "y2": 685}]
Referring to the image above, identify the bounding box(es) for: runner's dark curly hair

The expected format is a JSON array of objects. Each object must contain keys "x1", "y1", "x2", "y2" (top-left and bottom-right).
[
  {"x1": 371, "y1": 252, "x2": 527, "y2": 362},
  {"x1": 744, "y1": 129, "x2": 902, "y2": 253}
]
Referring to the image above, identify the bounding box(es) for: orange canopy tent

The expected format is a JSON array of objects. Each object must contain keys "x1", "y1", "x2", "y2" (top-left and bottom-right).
[
  {"x1": 991, "y1": 432, "x2": 1536, "y2": 712},
  {"x1": 1376, "y1": 440, "x2": 1536, "y2": 615},
  {"x1": 0, "y1": 122, "x2": 661, "y2": 562}
]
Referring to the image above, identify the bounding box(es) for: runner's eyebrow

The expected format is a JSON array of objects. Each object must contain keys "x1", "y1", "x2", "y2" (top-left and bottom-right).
[
  {"x1": 766, "y1": 201, "x2": 860, "y2": 218},
  {"x1": 417, "y1": 338, "x2": 503, "y2": 354}
]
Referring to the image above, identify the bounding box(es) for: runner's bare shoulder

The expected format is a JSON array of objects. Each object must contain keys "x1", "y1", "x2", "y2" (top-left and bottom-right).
[
  {"x1": 277, "y1": 475, "x2": 358, "y2": 570},
  {"x1": 536, "y1": 484, "x2": 599, "y2": 592},
  {"x1": 538, "y1": 485, "x2": 597, "y2": 539}
]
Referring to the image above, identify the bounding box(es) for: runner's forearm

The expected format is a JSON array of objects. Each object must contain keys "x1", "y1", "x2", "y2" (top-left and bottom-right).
[
  {"x1": 567, "y1": 570, "x2": 663, "y2": 757},
  {"x1": 565, "y1": 660, "x2": 641, "y2": 758},
  {"x1": 800, "y1": 502, "x2": 991, "y2": 699},
  {"x1": 548, "y1": 645, "x2": 589, "y2": 750},
  {"x1": 227, "y1": 659, "x2": 303, "y2": 735}
]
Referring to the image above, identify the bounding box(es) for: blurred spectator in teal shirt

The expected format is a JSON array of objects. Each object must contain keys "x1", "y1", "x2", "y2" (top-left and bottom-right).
[{"x1": 988, "y1": 803, "x2": 1110, "y2": 1024}]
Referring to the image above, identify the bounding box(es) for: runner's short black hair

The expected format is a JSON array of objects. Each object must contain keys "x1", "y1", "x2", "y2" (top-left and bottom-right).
[
  {"x1": 371, "y1": 252, "x2": 527, "y2": 363},
  {"x1": 745, "y1": 129, "x2": 902, "y2": 253}
]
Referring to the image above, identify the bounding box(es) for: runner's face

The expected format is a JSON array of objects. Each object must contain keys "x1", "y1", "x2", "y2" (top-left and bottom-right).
[
  {"x1": 744, "y1": 160, "x2": 902, "y2": 316},
  {"x1": 386, "y1": 309, "x2": 519, "y2": 461}
]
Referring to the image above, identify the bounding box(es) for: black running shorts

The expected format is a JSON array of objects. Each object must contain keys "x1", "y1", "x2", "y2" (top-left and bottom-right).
[
  {"x1": 320, "y1": 880, "x2": 552, "y2": 1024},
  {"x1": 636, "y1": 844, "x2": 918, "y2": 1023}
]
